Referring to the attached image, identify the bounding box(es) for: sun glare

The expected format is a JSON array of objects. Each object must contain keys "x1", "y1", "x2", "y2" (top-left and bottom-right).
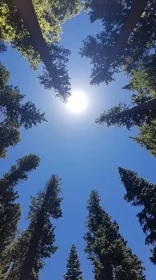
[{"x1": 66, "y1": 90, "x2": 88, "y2": 113}]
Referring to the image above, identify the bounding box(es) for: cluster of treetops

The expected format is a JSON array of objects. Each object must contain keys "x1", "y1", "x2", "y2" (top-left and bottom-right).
[{"x1": 0, "y1": 0, "x2": 156, "y2": 279}]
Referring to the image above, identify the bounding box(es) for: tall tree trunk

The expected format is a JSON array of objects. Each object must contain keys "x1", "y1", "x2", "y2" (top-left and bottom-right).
[
  {"x1": 13, "y1": 0, "x2": 55, "y2": 77},
  {"x1": 18, "y1": 219, "x2": 43, "y2": 280},
  {"x1": 111, "y1": 0, "x2": 148, "y2": 55},
  {"x1": 101, "y1": 257, "x2": 114, "y2": 280},
  {"x1": 105, "y1": 0, "x2": 148, "y2": 71},
  {"x1": 18, "y1": 185, "x2": 51, "y2": 280},
  {"x1": 113, "y1": 98, "x2": 156, "y2": 119},
  {"x1": 7, "y1": 220, "x2": 42, "y2": 280}
]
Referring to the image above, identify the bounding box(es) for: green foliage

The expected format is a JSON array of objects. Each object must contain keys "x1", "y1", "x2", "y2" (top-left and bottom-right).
[
  {"x1": 0, "y1": 0, "x2": 83, "y2": 67},
  {"x1": 0, "y1": 203, "x2": 21, "y2": 279},
  {"x1": 0, "y1": 62, "x2": 46, "y2": 157},
  {"x1": 122, "y1": 69, "x2": 156, "y2": 156},
  {"x1": 0, "y1": 126, "x2": 20, "y2": 158},
  {"x1": 119, "y1": 167, "x2": 156, "y2": 264},
  {"x1": 85, "y1": 190, "x2": 145, "y2": 280},
  {"x1": 64, "y1": 244, "x2": 83, "y2": 280},
  {"x1": 0, "y1": 87, "x2": 46, "y2": 130},
  {"x1": 123, "y1": 67, "x2": 156, "y2": 111},
  {"x1": 38, "y1": 44, "x2": 71, "y2": 99},
  {"x1": 0, "y1": 61, "x2": 9, "y2": 88},
  {"x1": 0, "y1": 242, "x2": 15, "y2": 280},
  {"x1": 0, "y1": 154, "x2": 40, "y2": 188},
  {"x1": 0, "y1": 0, "x2": 83, "y2": 96},
  {"x1": 96, "y1": 65, "x2": 156, "y2": 155},
  {"x1": 123, "y1": 69, "x2": 156, "y2": 97},
  {"x1": 80, "y1": 0, "x2": 156, "y2": 85},
  {"x1": 96, "y1": 101, "x2": 156, "y2": 130},
  {"x1": 0, "y1": 154, "x2": 40, "y2": 278},
  {"x1": 0, "y1": 41, "x2": 7, "y2": 53},
  {"x1": 7, "y1": 175, "x2": 63, "y2": 280},
  {"x1": 130, "y1": 121, "x2": 156, "y2": 156}
]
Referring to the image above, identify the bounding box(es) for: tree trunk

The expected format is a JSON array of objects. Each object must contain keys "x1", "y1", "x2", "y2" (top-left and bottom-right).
[
  {"x1": 100, "y1": 256, "x2": 114, "y2": 280},
  {"x1": 7, "y1": 215, "x2": 43, "y2": 280},
  {"x1": 114, "y1": 97, "x2": 156, "y2": 118},
  {"x1": 112, "y1": 0, "x2": 148, "y2": 55},
  {"x1": 12, "y1": 0, "x2": 55, "y2": 76},
  {"x1": 105, "y1": 0, "x2": 148, "y2": 71},
  {"x1": 18, "y1": 184, "x2": 51, "y2": 280},
  {"x1": 18, "y1": 219, "x2": 43, "y2": 280}
]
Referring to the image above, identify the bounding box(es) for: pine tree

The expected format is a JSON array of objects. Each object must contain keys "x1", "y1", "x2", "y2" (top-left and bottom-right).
[
  {"x1": 0, "y1": 62, "x2": 46, "y2": 157},
  {"x1": 1, "y1": 0, "x2": 83, "y2": 97},
  {"x1": 95, "y1": 66, "x2": 156, "y2": 155},
  {"x1": 96, "y1": 98, "x2": 156, "y2": 130},
  {"x1": 38, "y1": 44, "x2": 71, "y2": 99},
  {"x1": 85, "y1": 190, "x2": 145, "y2": 280},
  {"x1": 122, "y1": 70, "x2": 156, "y2": 155},
  {"x1": 130, "y1": 121, "x2": 156, "y2": 157},
  {"x1": 80, "y1": 0, "x2": 155, "y2": 85},
  {"x1": 0, "y1": 126, "x2": 20, "y2": 158},
  {"x1": 0, "y1": 42, "x2": 6, "y2": 54},
  {"x1": 123, "y1": 68, "x2": 156, "y2": 98},
  {"x1": 64, "y1": 244, "x2": 83, "y2": 280},
  {"x1": 1, "y1": 0, "x2": 83, "y2": 67},
  {"x1": 0, "y1": 204, "x2": 21, "y2": 280},
  {"x1": 0, "y1": 154, "x2": 40, "y2": 264},
  {"x1": 7, "y1": 175, "x2": 63, "y2": 280},
  {"x1": 0, "y1": 63, "x2": 46, "y2": 129},
  {"x1": 119, "y1": 167, "x2": 156, "y2": 264},
  {"x1": 0, "y1": 61, "x2": 9, "y2": 89}
]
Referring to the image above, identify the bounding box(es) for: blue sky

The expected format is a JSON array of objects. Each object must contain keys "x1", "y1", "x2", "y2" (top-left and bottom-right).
[{"x1": 0, "y1": 10, "x2": 156, "y2": 280}]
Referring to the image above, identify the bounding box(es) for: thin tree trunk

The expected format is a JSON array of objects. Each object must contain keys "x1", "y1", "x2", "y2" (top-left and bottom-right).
[
  {"x1": 13, "y1": 0, "x2": 55, "y2": 76},
  {"x1": 105, "y1": 0, "x2": 148, "y2": 70}
]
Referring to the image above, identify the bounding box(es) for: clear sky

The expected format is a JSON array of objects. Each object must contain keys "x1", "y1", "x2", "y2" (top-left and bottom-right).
[{"x1": 0, "y1": 10, "x2": 156, "y2": 280}]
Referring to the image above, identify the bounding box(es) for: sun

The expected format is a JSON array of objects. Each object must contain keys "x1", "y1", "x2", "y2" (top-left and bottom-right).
[{"x1": 66, "y1": 90, "x2": 88, "y2": 113}]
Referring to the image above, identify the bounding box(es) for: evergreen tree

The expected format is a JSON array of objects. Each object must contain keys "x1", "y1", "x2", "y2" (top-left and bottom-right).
[
  {"x1": 0, "y1": 61, "x2": 9, "y2": 88},
  {"x1": 123, "y1": 68, "x2": 156, "y2": 98},
  {"x1": 0, "y1": 126, "x2": 20, "y2": 158},
  {"x1": 0, "y1": 62, "x2": 46, "y2": 157},
  {"x1": 0, "y1": 85, "x2": 46, "y2": 128},
  {"x1": 122, "y1": 70, "x2": 156, "y2": 156},
  {"x1": 38, "y1": 44, "x2": 71, "y2": 99},
  {"x1": 0, "y1": 42, "x2": 6, "y2": 54},
  {"x1": 96, "y1": 98, "x2": 156, "y2": 130},
  {"x1": 0, "y1": 204, "x2": 21, "y2": 280},
  {"x1": 85, "y1": 190, "x2": 145, "y2": 280},
  {"x1": 7, "y1": 175, "x2": 63, "y2": 280},
  {"x1": 119, "y1": 167, "x2": 156, "y2": 264},
  {"x1": 95, "y1": 66, "x2": 156, "y2": 155},
  {"x1": 130, "y1": 121, "x2": 156, "y2": 157},
  {"x1": 64, "y1": 244, "x2": 83, "y2": 280},
  {"x1": 0, "y1": 154, "x2": 40, "y2": 264},
  {"x1": 1, "y1": 0, "x2": 83, "y2": 97},
  {"x1": 1, "y1": 0, "x2": 83, "y2": 67},
  {"x1": 80, "y1": 0, "x2": 155, "y2": 85}
]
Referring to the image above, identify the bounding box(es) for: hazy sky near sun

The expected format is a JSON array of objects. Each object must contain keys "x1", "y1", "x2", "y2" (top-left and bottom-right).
[{"x1": 0, "y1": 10, "x2": 156, "y2": 280}]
